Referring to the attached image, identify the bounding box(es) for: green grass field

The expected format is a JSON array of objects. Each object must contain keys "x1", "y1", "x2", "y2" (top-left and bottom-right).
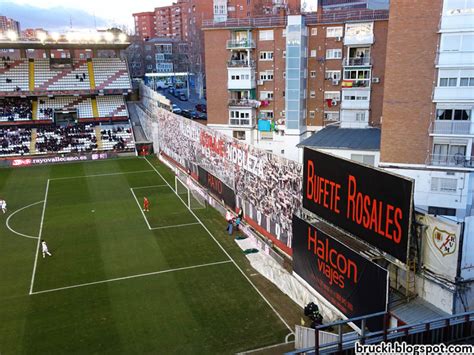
[{"x1": 0, "y1": 157, "x2": 300, "y2": 354}]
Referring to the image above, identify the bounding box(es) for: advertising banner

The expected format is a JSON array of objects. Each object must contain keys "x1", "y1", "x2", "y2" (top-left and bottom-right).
[
  {"x1": 417, "y1": 213, "x2": 461, "y2": 281},
  {"x1": 1, "y1": 152, "x2": 112, "y2": 168},
  {"x1": 198, "y1": 166, "x2": 236, "y2": 209},
  {"x1": 138, "y1": 84, "x2": 302, "y2": 255},
  {"x1": 303, "y1": 148, "x2": 413, "y2": 263},
  {"x1": 292, "y1": 215, "x2": 388, "y2": 330}
]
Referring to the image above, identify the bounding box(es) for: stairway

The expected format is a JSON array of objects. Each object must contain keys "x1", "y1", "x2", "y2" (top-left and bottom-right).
[
  {"x1": 30, "y1": 128, "x2": 37, "y2": 154},
  {"x1": 95, "y1": 126, "x2": 103, "y2": 150}
]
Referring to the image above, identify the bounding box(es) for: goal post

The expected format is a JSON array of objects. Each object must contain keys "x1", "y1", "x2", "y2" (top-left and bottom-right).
[{"x1": 174, "y1": 175, "x2": 207, "y2": 210}]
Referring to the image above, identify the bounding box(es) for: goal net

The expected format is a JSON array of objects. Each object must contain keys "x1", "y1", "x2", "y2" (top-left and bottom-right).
[{"x1": 174, "y1": 175, "x2": 207, "y2": 210}]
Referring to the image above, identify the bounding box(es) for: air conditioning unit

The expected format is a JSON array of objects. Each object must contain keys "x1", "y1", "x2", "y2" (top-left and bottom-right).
[
  {"x1": 372, "y1": 77, "x2": 380, "y2": 84},
  {"x1": 332, "y1": 79, "x2": 340, "y2": 86},
  {"x1": 257, "y1": 80, "x2": 264, "y2": 85},
  {"x1": 335, "y1": 36, "x2": 342, "y2": 42}
]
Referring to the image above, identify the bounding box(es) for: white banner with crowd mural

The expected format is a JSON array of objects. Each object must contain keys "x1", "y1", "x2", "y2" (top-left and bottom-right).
[{"x1": 137, "y1": 83, "x2": 302, "y2": 255}]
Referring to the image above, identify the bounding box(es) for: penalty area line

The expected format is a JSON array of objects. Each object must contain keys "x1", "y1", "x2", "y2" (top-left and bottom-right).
[
  {"x1": 30, "y1": 260, "x2": 232, "y2": 295},
  {"x1": 130, "y1": 187, "x2": 152, "y2": 230},
  {"x1": 49, "y1": 170, "x2": 155, "y2": 181}
]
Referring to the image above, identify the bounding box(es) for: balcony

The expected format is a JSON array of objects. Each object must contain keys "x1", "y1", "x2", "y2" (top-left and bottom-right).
[
  {"x1": 434, "y1": 87, "x2": 474, "y2": 102},
  {"x1": 227, "y1": 59, "x2": 255, "y2": 68},
  {"x1": 228, "y1": 68, "x2": 255, "y2": 90},
  {"x1": 343, "y1": 57, "x2": 371, "y2": 66},
  {"x1": 427, "y1": 154, "x2": 474, "y2": 169},
  {"x1": 226, "y1": 39, "x2": 255, "y2": 49},
  {"x1": 430, "y1": 121, "x2": 474, "y2": 136},
  {"x1": 341, "y1": 80, "x2": 370, "y2": 88},
  {"x1": 228, "y1": 98, "x2": 259, "y2": 108}
]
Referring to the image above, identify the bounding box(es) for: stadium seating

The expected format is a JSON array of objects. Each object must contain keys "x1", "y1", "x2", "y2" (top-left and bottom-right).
[
  {"x1": 35, "y1": 125, "x2": 97, "y2": 153},
  {"x1": 0, "y1": 59, "x2": 29, "y2": 92},
  {"x1": 93, "y1": 58, "x2": 131, "y2": 90},
  {"x1": 37, "y1": 97, "x2": 93, "y2": 119},
  {"x1": 97, "y1": 95, "x2": 128, "y2": 117},
  {"x1": 0, "y1": 98, "x2": 33, "y2": 122},
  {"x1": 34, "y1": 59, "x2": 91, "y2": 91},
  {"x1": 100, "y1": 124, "x2": 135, "y2": 151},
  {"x1": 0, "y1": 127, "x2": 31, "y2": 156}
]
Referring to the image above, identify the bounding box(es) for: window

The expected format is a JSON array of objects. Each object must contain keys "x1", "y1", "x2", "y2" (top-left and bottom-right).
[
  {"x1": 428, "y1": 206, "x2": 456, "y2": 216},
  {"x1": 460, "y1": 77, "x2": 474, "y2": 86},
  {"x1": 311, "y1": 28, "x2": 317, "y2": 36},
  {"x1": 343, "y1": 94, "x2": 369, "y2": 101},
  {"x1": 230, "y1": 110, "x2": 252, "y2": 126},
  {"x1": 310, "y1": 91, "x2": 316, "y2": 98},
  {"x1": 439, "y1": 77, "x2": 458, "y2": 86},
  {"x1": 260, "y1": 110, "x2": 274, "y2": 119},
  {"x1": 326, "y1": 49, "x2": 342, "y2": 59},
  {"x1": 431, "y1": 177, "x2": 457, "y2": 193},
  {"x1": 282, "y1": 29, "x2": 286, "y2": 37},
  {"x1": 259, "y1": 30, "x2": 274, "y2": 41},
  {"x1": 325, "y1": 70, "x2": 341, "y2": 80},
  {"x1": 259, "y1": 70, "x2": 274, "y2": 81},
  {"x1": 324, "y1": 111, "x2": 340, "y2": 121},
  {"x1": 309, "y1": 111, "x2": 315, "y2": 119},
  {"x1": 260, "y1": 131, "x2": 273, "y2": 140},
  {"x1": 324, "y1": 91, "x2": 340, "y2": 100},
  {"x1": 259, "y1": 91, "x2": 274, "y2": 100},
  {"x1": 310, "y1": 49, "x2": 317, "y2": 57},
  {"x1": 351, "y1": 154, "x2": 375, "y2": 166},
  {"x1": 356, "y1": 112, "x2": 366, "y2": 121},
  {"x1": 326, "y1": 27, "x2": 343, "y2": 38},
  {"x1": 259, "y1": 51, "x2": 274, "y2": 60},
  {"x1": 310, "y1": 71, "x2": 316, "y2": 78},
  {"x1": 441, "y1": 33, "x2": 474, "y2": 52},
  {"x1": 233, "y1": 131, "x2": 246, "y2": 140},
  {"x1": 436, "y1": 108, "x2": 471, "y2": 121}
]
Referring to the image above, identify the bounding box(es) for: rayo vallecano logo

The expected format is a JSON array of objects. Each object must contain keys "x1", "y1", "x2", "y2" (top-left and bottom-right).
[{"x1": 433, "y1": 227, "x2": 456, "y2": 256}]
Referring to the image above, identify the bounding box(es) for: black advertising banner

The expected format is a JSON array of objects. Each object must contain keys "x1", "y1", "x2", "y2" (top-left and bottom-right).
[
  {"x1": 292, "y1": 215, "x2": 388, "y2": 330},
  {"x1": 303, "y1": 148, "x2": 413, "y2": 263},
  {"x1": 198, "y1": 166, "x2": 236, "y2": 209}
]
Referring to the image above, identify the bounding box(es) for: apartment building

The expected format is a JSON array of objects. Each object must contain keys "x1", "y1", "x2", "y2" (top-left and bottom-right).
[
  {"x1": 203, "y1": 9, "x2": 389, "y2": 161},
  {"x1": 0, "y1": 16, "x2": 20, "y2": 36}
]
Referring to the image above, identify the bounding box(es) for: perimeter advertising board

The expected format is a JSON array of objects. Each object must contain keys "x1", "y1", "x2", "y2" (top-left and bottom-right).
[
  {"x1": 198, "y1": 166, "x2": 236, "y2": 209},
  {"x1": 303, "y1": 149, "x2": 413, "y2": 263},
  {"x1": 292, "y1": 215, "x2": 388, "y2": 330}
]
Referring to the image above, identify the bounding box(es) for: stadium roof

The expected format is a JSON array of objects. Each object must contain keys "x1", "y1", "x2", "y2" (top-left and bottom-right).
[
  {"x1": 298, "y1": 126, "x2": 381, "y2": 151},
  {"x1": 0, "y1": 41, "x2": 130, "y2": 50}
]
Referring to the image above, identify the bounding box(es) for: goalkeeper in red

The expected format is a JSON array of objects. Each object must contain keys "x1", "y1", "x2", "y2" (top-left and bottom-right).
[{"x1": 143, "y1": 197, "x2": 150, "y2": 212}]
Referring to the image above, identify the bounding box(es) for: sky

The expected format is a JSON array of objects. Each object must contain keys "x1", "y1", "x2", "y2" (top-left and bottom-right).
[
  {"x1": 0, "y1": 0, "x2": 317, "y2": 33},
  {"x1": 0, "y1": 0, "x2": 174, "y2": 32}
]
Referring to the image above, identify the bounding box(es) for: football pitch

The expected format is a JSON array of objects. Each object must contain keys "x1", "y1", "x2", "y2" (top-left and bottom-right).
[{"x1": 0, "y1": 157, "x2": 300, "y2": 354}]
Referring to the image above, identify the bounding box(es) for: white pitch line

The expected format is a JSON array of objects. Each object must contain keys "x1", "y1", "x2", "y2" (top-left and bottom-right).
[
  {"x1": 6, "y1": 200, "x2": 44, "y2": 240},
  {"x1": 49, "y1": 170, "x2": 154, "y2": 181},
  {"x1": 150, "y1": 222, "x2": 200, "y2": 230},
  {"x1": 31, "y1": 260, "x2": 232, "y2": 295},
  {"x1": 143, "y1": 157, "x2": 294, "y2": 334},
  {"x1": 130, "y1": 188, "x2": 152, "y2": 230},
  {"x1": 29, "y1": 179, "x2": 50, "y2": 295},
  {"x1": 131, "y1": 184, "x2": 168, "y2": 190}
]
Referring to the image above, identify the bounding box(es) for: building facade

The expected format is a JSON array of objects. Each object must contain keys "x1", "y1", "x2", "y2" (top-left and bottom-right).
[
  {"x1": 0, "y1": 15, "x2": 20, "y2": 36},
  {"x1": 203, "y1": 9, "x2": 389, "y2": 161}
]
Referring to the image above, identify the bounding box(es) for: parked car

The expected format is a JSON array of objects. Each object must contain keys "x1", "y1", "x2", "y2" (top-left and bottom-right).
[
  {"x1": 156, "y1": 81, "x2": 170, "y2": 90},
  {"x1": 172, "y1": 89, "x2": 181, "y2": 98},
  {"x1": 168, "y1": 87, "x2": 175, "y2": 95},
  {"x1": 195, "y1": 104, "x2": 207, "y2": 113},
  {"x1": 172, "y1": 104, "x2": 181, "y2": 114},
  {"x1": 180, "y1": 109, "x2": 191, "y2": 119},
  {"x1": 197, "y1": 112, "x2": 207, "y2": 120},
  {"x1": 189, "y1": 110, "x2": 199, "y2": 120},
  {"x1": 179, "y1": 93, "x2": 188, "y2": 101}
]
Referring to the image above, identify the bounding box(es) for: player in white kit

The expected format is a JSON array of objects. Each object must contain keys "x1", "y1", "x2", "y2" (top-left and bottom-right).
[
  {"x1": 41, "y1": 240, "x2": 52, "y2": 258},
  {"x1": 1, "y1": 199, "x2": 6, "y2": 214}
]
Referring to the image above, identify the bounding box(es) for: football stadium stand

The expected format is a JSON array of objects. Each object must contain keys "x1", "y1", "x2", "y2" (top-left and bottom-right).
[{"x1": 0, "y1": 36, "x2": 137, "y2": 159}]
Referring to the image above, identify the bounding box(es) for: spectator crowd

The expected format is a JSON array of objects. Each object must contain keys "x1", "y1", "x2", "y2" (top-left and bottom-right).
[
  {"x1": 0, "y1": 98, "x2": 33, "y2": 121},
  {"x1": 0, "y1": 127, "x2": 31, "y2": 156}
]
